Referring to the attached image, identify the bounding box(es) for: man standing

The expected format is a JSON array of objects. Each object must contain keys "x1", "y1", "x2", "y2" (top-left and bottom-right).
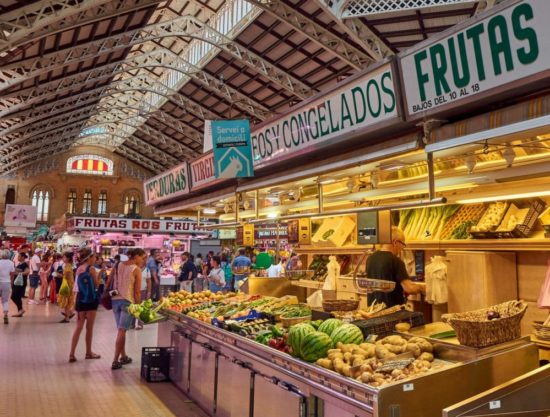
[
  {"x1": 178, "y1": 252, "x2": 196, "y2": 293},
  {"x1": 366, "y1": 226, "x2": 425, "y2": 308},
  {"x1": 28, "y1": 248, "x2": 42, "y2": 304},
  {"x1": 146, "y1": 250, "x2": 160, "y2": 301},
  {"x1": 231, "y1": 248, "x2": 251, "y2": 291}
]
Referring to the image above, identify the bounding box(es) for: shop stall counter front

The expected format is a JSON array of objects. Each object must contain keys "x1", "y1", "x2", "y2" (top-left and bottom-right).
[{"x1": 157, "y1": 312, "x2": 539, "y2": 417}]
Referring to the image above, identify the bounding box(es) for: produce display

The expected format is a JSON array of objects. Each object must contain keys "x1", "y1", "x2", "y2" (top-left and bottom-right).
[
  {"x1": 128, "y1": 298, "x2": 168, "y2": 323},
  {"x1": 399, "y1": 205, "x2": 460, "y2": 240},
  {"x1": 162, "y1": 292, "x2": 449, "y2": 390},
  {"x1": 315, "y1": 335, "x2": 439, "y2": 388},
  {"x1": 470, "y1": 202, "x2": 507, "y2": 232}
]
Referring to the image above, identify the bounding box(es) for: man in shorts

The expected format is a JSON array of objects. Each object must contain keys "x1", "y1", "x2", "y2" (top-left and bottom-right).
[{"x1": 28, "y1": 248, "x2": 42, "y2": 304}]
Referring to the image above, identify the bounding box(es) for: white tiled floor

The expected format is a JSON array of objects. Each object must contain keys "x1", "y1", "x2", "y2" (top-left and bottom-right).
[{"x1": 0, "y1": 301, "x2": 207, "y2": 417}]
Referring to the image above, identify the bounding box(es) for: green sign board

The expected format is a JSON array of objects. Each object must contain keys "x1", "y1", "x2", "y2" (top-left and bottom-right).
[
  {"x1": 401, "y1": 0, "x2": 550, "y2": 119},
  {"x1": 143, "y1": 162, "x2": 190, "y2": 206},
  {"x1": 251, "y1": 63, "x2": 398, "y2": 168},
  {"x1": 212, "y1": 119, "x2": 254, "y2": 179}
]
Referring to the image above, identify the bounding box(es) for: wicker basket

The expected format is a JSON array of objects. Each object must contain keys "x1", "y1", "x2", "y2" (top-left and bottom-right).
[
  {"x1": 440, "y1": 204, "x2": 486, "y2": 240},
  {"x1": 322, "y1": 299, "x2": 359, "y2": 312},
  {"x1": 281, "y1": 315, "x2": 311, "y2": 328},
  {"x1": 442, "y1": 300, "x2": 527, "y2": 348}
]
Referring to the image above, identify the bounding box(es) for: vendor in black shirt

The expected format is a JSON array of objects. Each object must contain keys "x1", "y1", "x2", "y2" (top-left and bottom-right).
[{"x1": 366, "y1": 227, "x2": 425, "y2": 307}]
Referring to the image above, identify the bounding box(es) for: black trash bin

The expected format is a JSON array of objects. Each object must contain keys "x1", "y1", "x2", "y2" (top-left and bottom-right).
[{"x1": 141, "y1": 347, "x2": 174, "y2": 382}]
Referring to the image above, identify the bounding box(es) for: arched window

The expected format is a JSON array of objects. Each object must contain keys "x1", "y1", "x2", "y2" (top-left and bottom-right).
[
  {"x1": 66, "y1": 155, "x2": 113, "y2": 176},
  {"x1": 123, "y1": 190, "x2": 141, "y2": 215},
  {"x1": 31, "y1": 188, "x2": 51, "y2": 222}
]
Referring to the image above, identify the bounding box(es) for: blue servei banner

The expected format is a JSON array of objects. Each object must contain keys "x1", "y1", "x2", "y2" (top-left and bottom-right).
[
  {"x1": 212, "y1": 119, "x2": 254, "y2": 179},
  {"x1": 250, "y1": 64, "x2": 398, "y2": 168}
]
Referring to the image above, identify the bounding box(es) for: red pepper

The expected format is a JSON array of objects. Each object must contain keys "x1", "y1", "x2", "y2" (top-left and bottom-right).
[{"x1": 268, "y1": 339, "x2": 278, "y2": 348}]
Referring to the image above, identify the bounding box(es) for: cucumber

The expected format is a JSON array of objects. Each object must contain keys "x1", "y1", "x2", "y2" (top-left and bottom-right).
[{"x1": 429, "y1": 330, "x2": 456, "y2": 339}]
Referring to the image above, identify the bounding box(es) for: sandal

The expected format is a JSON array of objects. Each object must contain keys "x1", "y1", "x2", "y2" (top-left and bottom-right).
[
  {"x1": 58, "y1": 319, "x2": 70, "y2": 323},
  {"x1": 85, "y1": 353, "x2": 101, "y2": 359},
  {"x1": 69, "y1": 356, "x2": 77, "y2": 363},
  {"x1": 120, "y1": 356, "x2": 132, "y2": 365},
  {"x1": 4, "y1": 316, "x2": 8, "y2": 324},
  {"x1": 111, "y1": 361, "x2": 123, "y2": 370}
]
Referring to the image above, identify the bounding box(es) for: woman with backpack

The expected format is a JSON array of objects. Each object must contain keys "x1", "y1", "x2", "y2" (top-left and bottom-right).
[
  {"x1": 106, "y1": 248, "x2": 146, "y2": 370},
  {"x1": 68, "y1": 248, "x2": 100, "y2": 363}
]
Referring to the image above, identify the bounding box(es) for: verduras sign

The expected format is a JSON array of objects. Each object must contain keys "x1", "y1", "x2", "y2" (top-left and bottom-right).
[
  {"x1": 401, "y1": 0, "x2": 550, "y2": 119},
  {"x1": 251, "y1": 63, "x2": 398, "y2": 168},
  {"x1": 67, "y1": 217, "x2": 212, "y2": 234},
  {"x1": 143, "y1": 162, "x2": 190, "y2": 206}
]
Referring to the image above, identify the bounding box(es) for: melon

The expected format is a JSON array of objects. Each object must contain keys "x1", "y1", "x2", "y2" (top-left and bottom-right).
[
  {"x1": 288, "y1": 323, "x2": 316, "y2": 357},
  {"x1": 317, "y1": 318, "x2": 343, "y2": 336},
  {"x1": 300, "y1": 331, "x2": 334, "y2": 362},
  {"x1": 330, "y1": 323, "x2": 364, "y2": 345}
]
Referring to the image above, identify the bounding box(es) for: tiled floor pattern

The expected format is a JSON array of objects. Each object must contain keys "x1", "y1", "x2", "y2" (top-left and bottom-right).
[{"x1": 0, "y1": 300, "x2": 207, "y2": 417}]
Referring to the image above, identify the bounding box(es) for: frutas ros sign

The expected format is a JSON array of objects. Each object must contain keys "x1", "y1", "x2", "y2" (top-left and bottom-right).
[
  {"x1": 144, "y1": 162, "x2": 190, "y2": 206},
  {"x1": 251, "y1": 63, "x2": 398, "y2": 168},
  {"x1": 401, "y1": 0, "x2": 549, "y2": 119}
]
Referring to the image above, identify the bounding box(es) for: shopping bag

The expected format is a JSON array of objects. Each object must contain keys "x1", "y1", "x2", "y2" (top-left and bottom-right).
[
  {"x1": 59, "y1": 279, "x2": 70, "y2": 297},
  {"x1": 537, "y1": 258, "x2": 550, "y2": 309},
  {"x1": 307, "y1": 290, "x2": 323, "y2": 308}
]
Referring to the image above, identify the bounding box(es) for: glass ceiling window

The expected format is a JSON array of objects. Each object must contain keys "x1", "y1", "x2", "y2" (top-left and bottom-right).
[{"x1": 67, "y1": 155, "x2": 114, "y2": 176}]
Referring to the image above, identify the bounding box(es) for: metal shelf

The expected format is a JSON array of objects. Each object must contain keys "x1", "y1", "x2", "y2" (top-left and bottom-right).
[{"x1": 294, "y1": 245, "x2": 371, "y2": 255}]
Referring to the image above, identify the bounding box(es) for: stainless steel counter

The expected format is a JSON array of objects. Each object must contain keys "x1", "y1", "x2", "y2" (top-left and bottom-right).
[{"x1": 158, "y1": 312, "x2": 539, "y2": 417}]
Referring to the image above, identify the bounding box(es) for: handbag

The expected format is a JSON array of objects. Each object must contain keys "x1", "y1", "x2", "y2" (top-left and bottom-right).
[
  {"x1": 14, "y1": 273, "x2": 24, "y2": 286},
  {"x1": 100, "y1": 263, "x2": 118, "y2": 310}
]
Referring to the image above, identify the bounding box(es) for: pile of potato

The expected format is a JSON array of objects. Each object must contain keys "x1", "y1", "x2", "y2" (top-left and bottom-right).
[{"x1": 316, "y1": 335, "x2": 437, "y2": 388}]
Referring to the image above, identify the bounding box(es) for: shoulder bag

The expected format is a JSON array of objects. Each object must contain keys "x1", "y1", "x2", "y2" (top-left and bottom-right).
[{"x1": 100, "y1": 263, "x2": 117, "y2": 310}]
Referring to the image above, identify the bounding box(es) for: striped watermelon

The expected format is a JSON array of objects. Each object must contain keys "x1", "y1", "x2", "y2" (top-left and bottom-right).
[
  {"x1": 318, "y1": 318, "x2": 343, "y2": 336},
  {"x1": 288, "y1": 323, "x2": 316, "y2": 357},
  {"x1": 330, "y1": 323, "x2": 364, "y2": 345},
  {"x1": 300, "y1": 331, "x2": 334, "y2": 362}
]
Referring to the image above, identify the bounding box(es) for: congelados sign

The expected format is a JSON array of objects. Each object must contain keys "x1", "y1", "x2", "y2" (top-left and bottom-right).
[
  {"x1": 401, "y1": 0, "x2": 550, "y2": 118},
  {"x1": 251, "y1": 63, "x2": 398, "y2": 167},
  {"x1": 143, "y1": 162, "x2": 190, "y2": 205}
]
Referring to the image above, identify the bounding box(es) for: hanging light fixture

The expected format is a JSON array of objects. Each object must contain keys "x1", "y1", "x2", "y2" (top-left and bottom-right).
[
  {"x1": 502, "y1": 146, "x2": 516, "y2": 167},
  {"x1": 465, "y1": 154, "x2": 477, "y2": 174}
]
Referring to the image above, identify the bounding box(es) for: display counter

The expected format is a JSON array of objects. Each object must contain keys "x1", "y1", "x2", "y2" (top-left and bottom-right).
[{"x1": 158, "y1": 312, "x2": 539, "y2": 417}]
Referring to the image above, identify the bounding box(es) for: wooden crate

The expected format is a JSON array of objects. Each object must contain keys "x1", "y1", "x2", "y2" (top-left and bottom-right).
[{"x1": 440, "y1": 204, "x2": 486, "y2": 240}]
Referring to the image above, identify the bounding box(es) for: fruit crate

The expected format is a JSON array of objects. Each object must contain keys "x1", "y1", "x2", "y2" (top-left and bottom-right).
[
  {"x1": 492, "y1": 198, "x2": 545, "y2": 239},
  {"x1": 141, "y1": 347, "x2": 174, "y2": 382},
  {"x1": 352, "y1": 310, "x2": 425, "y2": 337},
  {"x1": 440, "y1": 204, "x2": 486, "y2": 240},
  {"x1": 469, "y1": 202, "x2": 509, "y2": 239}
]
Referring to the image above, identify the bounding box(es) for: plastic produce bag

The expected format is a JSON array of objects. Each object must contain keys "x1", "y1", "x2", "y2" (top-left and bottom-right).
[
  {"x1": 537, "y1": 258, "x2": 550, "y2": 309},
  {"x1": 425, "y1": 256, "x2": 448, "y2": 305},
  {"x1": 307, "y1": 290, "x2": 323, "y2": 309}
]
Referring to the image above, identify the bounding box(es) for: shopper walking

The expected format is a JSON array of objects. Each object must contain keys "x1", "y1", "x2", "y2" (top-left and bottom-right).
[
  {"x1": 51, "y1": 253, "x2": 64, "y2": 302},
  {"x1": 107, "y1": 248, "x2": 145, "y2": 370},
  {"x1": 231, "y1": 248, "x2": 252, "y2": 291},
  {"x1": 0, "y1": 250, "x2": 15, "y2": 323},
  {"x1": 11, "y1": 252, "x2": 29, "y2": 317},
  {"x1": 28, "y1": 248, "x2": 42, "y2": 304},
  {"x1": 68, "y1": 248, "x2": 100, "y2": 362},
  {"x1": 39, "y1": 253, "x2": 52, "y2": 303},
  {"x1": 57, "y1": 252, "x2": 75, "y2": 323},
  {"x1": 178, "y1": 252, "x2": 196, "y2": 292},
  {"x1": 146, "y1": 250, "x2": 160, "y2": 301}
]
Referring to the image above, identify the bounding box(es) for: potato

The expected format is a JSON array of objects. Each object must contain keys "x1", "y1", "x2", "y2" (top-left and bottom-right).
[
  {"x1": 391, "y1": 369, "x2": 404, "y2": 378},
  {"x1": 327, "y1": 349, "x2": 342, "y2": 355},
  {"x1": 360, "y1": 363, "x2": 373, "y2": 373},
  {"x1": 352, "y1": 357, "x2": 365, "y2": 367},
  {"x1": 360, "y1": 372, "x2": 373, "y2": 383},
  {"x1": 342, "y1": 364, "x2": 352, "y2": 377},
  {"x1": 336, "y1": 342, "x2": 345, "y2": 350},
  {"x1": 316, "y1": 359, "x2": 333, "y2": 369},
  {"x1": 386, "y1": 344, "x2": 406, "y2": 354},
  {"x1": 359, "y1": 343, "x2": 374, "y2": 350},
  {"x1": 382, "y1": 335, "x2": 407, "y2": 346},
  {"x1": 328, "y1": 352, "x2": 344, "y2": 360},
  {"x1": 405, "y1": 342, "x2": 422, "y2": 358},
  {"x1": 333, "y1": 360, "x2": 344, "y2": 373},
  {"x1": 419, "y1": 352, "x2": 434, "y2": 362},
  {"x1": 343, "y1": 352, "x2": 353, "y2": 363},
  {"x1": 418, "y1": 340, "x2": 434, "y2": 353},
  {"x1": 352, "y1": 348, "x2": 368, "y2": 356}
]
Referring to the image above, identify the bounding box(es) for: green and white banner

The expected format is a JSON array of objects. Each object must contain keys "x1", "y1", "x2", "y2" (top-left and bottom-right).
[
  {"x1": 401, "y1": 0, "x2": 550, "y2": 119},
  {"x1": 251, "y1": 63, "x2": 398, "y2": 168}
]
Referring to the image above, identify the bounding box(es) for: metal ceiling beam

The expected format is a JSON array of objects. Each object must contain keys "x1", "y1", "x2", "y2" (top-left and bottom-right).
[
  {"x1": 1, "y1": 0, "x2": 164, "y2": 53},
  {"x1": 0, "y1": 47, "x2": 272, "y2": 122},
  {"x1": 314, "y1": 0, "x2": 394, "y2": 59},
  {"x1": 333, "y1": 0, "x2": 479, "y2": 18},
  {"x1": 245, "y1": 0, "x2": 373, "y2": 68},
  {"x1": 0, "y1": 0, "x2": 114, "y2": 51},
  {"x1": 0, "y1": 16, "x2": 313, "y2": 99},
  {"x1": 116, "y1": 145, "x2": 165, "y2": 173}
]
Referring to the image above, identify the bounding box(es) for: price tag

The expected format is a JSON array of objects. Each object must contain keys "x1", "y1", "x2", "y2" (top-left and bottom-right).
[
  {"x1": 403, "y1": 383, "x2": 414, "y2": 392},
  {"x1": 489, "y1": 401, "x2": 501, "y2": 409}
]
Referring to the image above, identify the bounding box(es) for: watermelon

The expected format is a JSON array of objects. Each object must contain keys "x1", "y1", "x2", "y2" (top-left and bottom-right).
[
  {"x1": 318, "y1": 318, "x2": 343, "y2": 336},
  {"x1": 330, "y1": 323, "x2": 364, "y2": 345},
  {"x1": 300, "y1": 331, "x2": 334, "y2": 362},
  {"x1": 288, "y1": 323, "x2": 316, "y2": 357}
]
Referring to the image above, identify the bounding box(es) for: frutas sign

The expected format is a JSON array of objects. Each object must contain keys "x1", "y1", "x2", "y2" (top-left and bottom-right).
[
  {"x1": 67, "y1": 217, "x2": 213, "y2": 234},
  {"x1": 401, "y1": 0, "x2": 549, "y2": 119},
  {"x1": 251, "y1": 63, "x2": 398, "y2": 168},
  {"x1": 143, "y1": 162, "x2": 190, "y2": 206}
]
